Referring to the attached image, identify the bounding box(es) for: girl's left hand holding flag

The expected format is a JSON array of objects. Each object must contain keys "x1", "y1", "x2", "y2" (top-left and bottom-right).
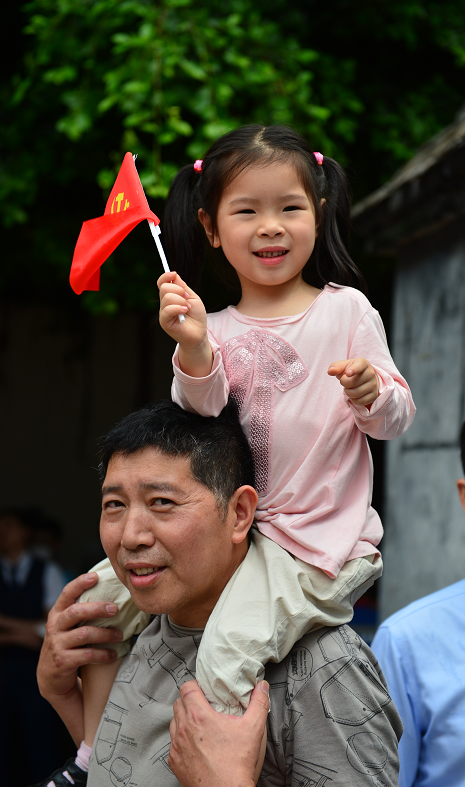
[{"x1": 69, "y1": 153, "x2": 183, "y2": 321}]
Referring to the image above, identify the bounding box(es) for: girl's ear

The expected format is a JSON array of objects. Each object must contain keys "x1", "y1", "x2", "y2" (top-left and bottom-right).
[{"x1": 198, "y1": 209, "x2": 221, "y2": 248}]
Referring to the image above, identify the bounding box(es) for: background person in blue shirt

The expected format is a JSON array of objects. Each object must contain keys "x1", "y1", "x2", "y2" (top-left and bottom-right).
[{"x1": 371, "y1": 420, "x2": 465, "y2": 787}]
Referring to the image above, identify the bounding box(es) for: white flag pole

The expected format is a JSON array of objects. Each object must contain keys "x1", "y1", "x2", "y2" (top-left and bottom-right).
[
  {"x1": 148, "y1": 220, "x2": 169, "y2": 273},
  {"x1": 133, "y1": 156, "x2": 185, "y2": 323},
  {"x1": 148, "y1": 221, "x2": 185, "y2": 323}
]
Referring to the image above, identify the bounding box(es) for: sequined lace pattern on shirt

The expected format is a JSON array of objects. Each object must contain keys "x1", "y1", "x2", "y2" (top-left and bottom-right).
[{"x1": 222, "y1": 329, "x2": 308, "y2": 494}]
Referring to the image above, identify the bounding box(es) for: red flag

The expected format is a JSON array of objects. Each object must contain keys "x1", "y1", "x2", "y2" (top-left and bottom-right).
[{"x1": 70, "y1": 152, "x2": 160, "y2": 294}]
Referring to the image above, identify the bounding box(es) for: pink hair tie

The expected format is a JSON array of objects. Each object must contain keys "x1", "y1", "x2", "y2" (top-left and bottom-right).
[
  {"x1": 313, "y1": 152, "x2": 323, "y2": 165},
  {"x1": 194, "y1": 159, "x2": 203, "y2": 172}
]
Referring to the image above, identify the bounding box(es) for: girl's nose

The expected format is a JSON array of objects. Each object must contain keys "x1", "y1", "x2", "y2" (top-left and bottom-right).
[
  {"x1": 121, "y1": 507, "x2": 156, "y2": 550},
  {"x1": 258, "y1": 215, "x2": 284, "y2": 237}
]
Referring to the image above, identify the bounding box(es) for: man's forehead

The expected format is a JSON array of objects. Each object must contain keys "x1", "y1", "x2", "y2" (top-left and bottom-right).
[{"x1": 102, "y1": 447, "x2": 196, "y2": 493}]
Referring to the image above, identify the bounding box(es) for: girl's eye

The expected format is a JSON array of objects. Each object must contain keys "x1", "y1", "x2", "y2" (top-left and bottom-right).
[
  {"x1": 283, "y1": 205, "x2": 301, "y2": 212},
  {"x1": 237, "y1": 208, "x2": 255, "y2": 214}
]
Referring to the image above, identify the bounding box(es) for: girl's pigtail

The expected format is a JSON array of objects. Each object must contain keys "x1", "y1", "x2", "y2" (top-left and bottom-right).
[
  {"x1": 163, "y1": 164, "x2": 207, "y2": 289},
  {"x1": 314, "y1": 157, "x2": 367, "y2": 295}
]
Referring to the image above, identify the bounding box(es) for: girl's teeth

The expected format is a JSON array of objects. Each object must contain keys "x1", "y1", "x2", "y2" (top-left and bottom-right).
[
  {"x1": 257, "y1": 251, "x2": 285, "y2": 257},
  {"x1": 133, "y1": 567, "x2": 155, "y2": 575}
]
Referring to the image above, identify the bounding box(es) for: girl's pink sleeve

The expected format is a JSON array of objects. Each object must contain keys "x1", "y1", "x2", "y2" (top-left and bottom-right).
[
  {"x1": 171, "y1": 332, "x2": 230, "y2": 417},
  {"x1": 346, "y1": 310, "x2": 416, "y2": 440}
]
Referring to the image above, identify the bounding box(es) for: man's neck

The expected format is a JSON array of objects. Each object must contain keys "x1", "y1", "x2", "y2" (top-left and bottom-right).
[{"x1": 168, "y1": 617, "x2": 205, "y2": 636}]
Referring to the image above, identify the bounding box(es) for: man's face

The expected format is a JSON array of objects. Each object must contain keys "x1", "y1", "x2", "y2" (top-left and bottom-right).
[{"x1": 100, "y1": 447, "x2": 248, "y2": 628}]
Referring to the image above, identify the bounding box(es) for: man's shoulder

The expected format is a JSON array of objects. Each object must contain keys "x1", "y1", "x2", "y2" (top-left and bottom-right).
[
  {"x1": 375, "y1": 578, "x2": 465, "y2": 639},
  {"x1": 261, "y1": 625, "x2": 402, "y2": 787},
  {"x1": 265, "y1": 624, "x2": 384, "y2": 697}
]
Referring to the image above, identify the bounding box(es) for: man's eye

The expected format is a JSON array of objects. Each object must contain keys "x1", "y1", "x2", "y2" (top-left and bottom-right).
[
  {"x1": 103, "y1": 500, "x2": 124, "y2": 510},
  {"x1": 153, "y1": 497, "x2": 175, "y2": 508}
]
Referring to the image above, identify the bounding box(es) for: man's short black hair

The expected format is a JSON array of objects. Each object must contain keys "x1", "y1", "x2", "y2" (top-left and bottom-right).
[{"x1": 98, "y1": 399, "x2": 255, "y2": 513}]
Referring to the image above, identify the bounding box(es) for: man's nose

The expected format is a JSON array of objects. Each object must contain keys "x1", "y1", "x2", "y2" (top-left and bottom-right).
[{"x1": 120, "y1": 506, "x2": 156, "y2": 550}]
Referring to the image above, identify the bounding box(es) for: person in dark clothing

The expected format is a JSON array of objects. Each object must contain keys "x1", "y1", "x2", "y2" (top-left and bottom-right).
[{"x1": 0, "y1": 509, "x2": 66, "y2": 786}]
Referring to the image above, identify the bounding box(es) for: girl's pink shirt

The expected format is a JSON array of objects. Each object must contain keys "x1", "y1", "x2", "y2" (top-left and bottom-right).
[{"x1": 172, "y1": 285, "x2": 415, "y2": 577}]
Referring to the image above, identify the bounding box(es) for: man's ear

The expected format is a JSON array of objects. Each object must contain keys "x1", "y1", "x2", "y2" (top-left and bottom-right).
[
  {"x1": 198, "y1": 209, "x2": 220, "y2": 248},
  {"x1": 229, "y1": 485, "x2": 259, "y2": 544},
  {"x1": 457, "y1": 479, "x2": 465, "y2": 513}
]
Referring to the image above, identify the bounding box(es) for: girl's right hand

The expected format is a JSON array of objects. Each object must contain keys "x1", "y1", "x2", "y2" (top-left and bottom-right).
[
  {"x1": 158, "y1": 271, "x2": 213, "y2": 378},
  {"x1": 158, "y1": 271, "x2": 207, "y2": 343}
]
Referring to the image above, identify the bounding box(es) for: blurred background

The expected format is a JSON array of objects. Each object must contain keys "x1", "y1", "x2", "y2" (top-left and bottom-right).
[{"x1": 1, "y1": 2, "x2": 465, "y2": 752}]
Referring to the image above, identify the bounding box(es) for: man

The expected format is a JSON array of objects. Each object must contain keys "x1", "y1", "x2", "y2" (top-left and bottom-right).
[
  {"x1": 371, "y1": 421, "x2": 465, "y2": 787},
  {"x1": 38, "y1": 400, "x2": 402, "y2": 786},
  {"x1": 0, "y1": 509, "x2": 66, "y2": 784}
]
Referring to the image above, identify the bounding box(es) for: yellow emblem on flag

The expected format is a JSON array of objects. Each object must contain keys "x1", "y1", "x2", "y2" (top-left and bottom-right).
[{"x1": 111, "y1": 193, "x2": 130, "y2": 213}]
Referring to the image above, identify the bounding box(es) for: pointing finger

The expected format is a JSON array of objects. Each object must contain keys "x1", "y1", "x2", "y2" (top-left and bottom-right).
[
  {"x1": 327, "y1": 359, "x2": 352, "y2": 378},
  {"x1": 343, "y1": 357, "x2": 369, "y2": 378}
]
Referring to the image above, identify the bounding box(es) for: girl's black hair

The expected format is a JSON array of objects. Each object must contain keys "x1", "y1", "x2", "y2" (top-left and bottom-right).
[{"x1": 163, "y1": 124, "x2": 367, "y2": 294}]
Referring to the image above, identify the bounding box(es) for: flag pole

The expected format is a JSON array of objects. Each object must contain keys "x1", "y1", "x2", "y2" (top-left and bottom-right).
[
  {"x1": 148, "y1": 221, "x2": 169, "y2": 273},
  {"x1": 148, "y1": 221, "x2": 185, "y2": 324},
  {"x1": 134, "y1": 156, "x2": 185, "y2": 323}
]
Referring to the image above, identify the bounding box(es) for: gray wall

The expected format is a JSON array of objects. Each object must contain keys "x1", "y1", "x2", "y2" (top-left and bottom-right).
[
  {"x1": 380, "y1": 218, "x2": 465, "y2": 620},
  {"x1": 0, "y1": 304, "x2": 175, "y2": 574}
]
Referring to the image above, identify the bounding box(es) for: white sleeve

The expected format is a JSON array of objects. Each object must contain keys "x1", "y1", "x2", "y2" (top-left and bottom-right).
[
  {"x1": 371, "y1": 625, "x2": 421, "y2": 787},
  {"x1": 43, "y1": 561, "x2": 67, "y2": 611},
  {"x1": 346, "y1": 310, "x2": 416, "y2": 439}
]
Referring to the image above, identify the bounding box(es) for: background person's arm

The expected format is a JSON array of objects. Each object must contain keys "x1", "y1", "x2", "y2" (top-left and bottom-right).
[
  {"x1": 37, "y1": 572, "x2": 123, "y2": 746},
  {"x1": 0, "y1": 611, "x2": 44, "y2": 648},
  {"x1": 168, "y1": 680, "x2": 269, "y2": 787},
  {"x1": 371, "y1": 624, "x2": 421, "y2": 787}
]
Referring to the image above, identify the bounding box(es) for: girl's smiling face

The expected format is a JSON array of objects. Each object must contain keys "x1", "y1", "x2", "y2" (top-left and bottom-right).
[{"x1": 200, "y1": 161, "x2": 318, "y2": 300}]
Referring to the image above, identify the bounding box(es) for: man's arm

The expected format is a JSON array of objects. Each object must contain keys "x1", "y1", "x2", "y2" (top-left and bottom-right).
[
  {"x1": 37, "y1": 572, "x2": 123, "y2": 746},
  {"x1": 168, "y1": 680, "x2": 269, "y2": 787}
]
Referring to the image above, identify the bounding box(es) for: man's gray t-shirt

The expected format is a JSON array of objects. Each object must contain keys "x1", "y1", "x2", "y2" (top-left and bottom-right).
[{"x1": 88, "y1": 616, "x2": 402, "y2": 786}]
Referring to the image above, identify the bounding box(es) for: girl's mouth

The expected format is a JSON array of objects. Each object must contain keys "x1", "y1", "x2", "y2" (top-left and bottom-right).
[
  {"x1": 253, "y1": 250, "x2": 288, "y2": 265},
  {"x1": 255, "y1": 250, "x2": 288, "y2": 258}
]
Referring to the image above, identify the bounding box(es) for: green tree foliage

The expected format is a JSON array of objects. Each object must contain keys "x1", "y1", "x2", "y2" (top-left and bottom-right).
[
  {"x1": 4, "y1": 0, "x2": 337, "y2": 209},
  {"x1": 1, "y1": 0, "x2": 464, "y2": 312}
]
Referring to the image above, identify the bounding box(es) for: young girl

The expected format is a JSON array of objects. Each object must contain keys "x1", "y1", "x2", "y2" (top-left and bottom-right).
[
  {"x1": 155, "y1": 124, "x2": 415, "y2": 715},
  {"x1": 43, "y1": 125, "x2": 414, "y2": 785}
]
